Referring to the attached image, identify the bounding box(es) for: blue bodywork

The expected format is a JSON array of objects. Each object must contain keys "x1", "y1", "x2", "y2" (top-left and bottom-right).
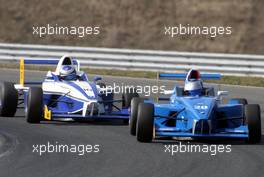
[{"x1": 151, "y1": 73, "x2": 248, "y2": 139}]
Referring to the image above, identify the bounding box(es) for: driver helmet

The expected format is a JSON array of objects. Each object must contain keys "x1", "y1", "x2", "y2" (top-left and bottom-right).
[
  {"x1": 184, "y1": 70, "x2": 203, "y2": 96},
  {"x1": 59, "y1": 65, "x2": 77, "y2": 81}
]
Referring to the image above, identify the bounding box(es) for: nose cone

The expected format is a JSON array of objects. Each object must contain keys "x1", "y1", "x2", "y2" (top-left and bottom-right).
[
  {"x1": 65, "y1": 81, "x2": 98, "y2": 101},
  {"x1": 186, "y1": 97, "x2": 215, "y2": 119}
]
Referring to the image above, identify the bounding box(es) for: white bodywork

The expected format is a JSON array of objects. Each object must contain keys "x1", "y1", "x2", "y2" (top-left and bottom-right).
[
  {"x1": 15, "y1": 55, "x2": 109, "y2": 117},
  {"x1": 43, "y1": 55, "x2": 106, "y2": 116},
  {"x1": 43, "y1": 80, "x2": 105, "y2": 116}
]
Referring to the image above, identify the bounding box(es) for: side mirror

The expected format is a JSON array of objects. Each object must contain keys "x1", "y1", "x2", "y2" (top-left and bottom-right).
[
  {"x1": 163, "y1": 90, "x2": 174, "y2": 95},
  {"x1": 93, "y1": 76, "x2": 102, "y2": 82},
  {"x1": 217, "y1": 91, "x2": 228, "y2": 99}
]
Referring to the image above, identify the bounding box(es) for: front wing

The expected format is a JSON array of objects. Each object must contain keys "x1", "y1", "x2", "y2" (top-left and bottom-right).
[
  {"x1": 43, "y1": 106, "x2": 129, "y2": 121},
  {"x1": 155, "y1": 126, "x2": 249, "y2": 139}
]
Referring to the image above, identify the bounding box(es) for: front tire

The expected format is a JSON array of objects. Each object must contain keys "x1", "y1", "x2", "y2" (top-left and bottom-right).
[
  {"x1": 26, "y1": 87, "x2": 43, "y2": 123},
  {"x1": 136, "y1": 103, "x2": 154, "y2": 142},
  {"x1": 245, "y1": 104, "x2": 261, "y2": 143},
  {"x1": 0, "y1": 82, "x2": 18, "y2": 117},
  {"x1": 130, "y1": 97, "x2": 144, "y2": 136}
]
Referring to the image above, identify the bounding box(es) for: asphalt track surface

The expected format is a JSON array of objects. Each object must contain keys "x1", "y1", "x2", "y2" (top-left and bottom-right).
[{"x1": 0, "y1": 69, "x2": 263, "y2": 177}]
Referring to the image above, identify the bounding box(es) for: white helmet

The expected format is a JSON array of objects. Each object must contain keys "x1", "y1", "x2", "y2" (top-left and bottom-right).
[
  {"x1": 184, "y1": 80, "x2": 203, "y2": 96},
  {"x1": 184, "y1": 69, "x2": 203, "y2": 96}
]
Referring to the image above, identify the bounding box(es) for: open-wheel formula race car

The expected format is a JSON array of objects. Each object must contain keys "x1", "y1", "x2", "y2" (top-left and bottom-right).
[
  {"x1": 0, "y1": 55, "x2": 139, "y2": 124},
  {"x1": 130, "y1": 69, "x2": 262, "y2": 143}
]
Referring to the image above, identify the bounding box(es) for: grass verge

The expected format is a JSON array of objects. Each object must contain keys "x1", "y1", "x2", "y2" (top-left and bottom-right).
[{"x1": 0, "y1": 63, "x2": 264, "y2": 87}]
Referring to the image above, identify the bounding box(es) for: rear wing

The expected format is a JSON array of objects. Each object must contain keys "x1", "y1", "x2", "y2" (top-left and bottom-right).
[
  {"x1": 19, "y1": 58, "x2": 80, "y2": 86},
  {"x1": 158, "y1": 73, "x2": 221, "y2": 80}
]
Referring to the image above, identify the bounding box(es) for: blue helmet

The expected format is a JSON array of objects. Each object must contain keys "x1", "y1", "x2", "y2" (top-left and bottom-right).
[{"x1": 60, "y1": 65, "x2": 77, "y2": 81}]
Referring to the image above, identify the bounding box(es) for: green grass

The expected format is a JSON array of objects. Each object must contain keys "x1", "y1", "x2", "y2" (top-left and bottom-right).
[
  {"x1": 207, "y1": 76, "x2": 264, "y2": 87},
  {"x1": 1, "y1": 63, "x2": 264, "y2": 87}
]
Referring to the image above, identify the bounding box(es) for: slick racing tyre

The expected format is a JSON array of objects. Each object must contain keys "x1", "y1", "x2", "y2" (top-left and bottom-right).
[
  {"x1": 0, "y1": 82, "x2": 18, "y2": 117},
  {"x1": 26, "y1": 87, "x2": 43, "y2": 123},
  {"x1": 130, "y1": 97, "x2": 145, "y2": 136},
  {"x1": 244, "y1": 104, "x2": 261, "y2": 143},
  {"x1": 97, "y1": 82, "x2": 106, "y2": 88},
  {"x1": 98, "y1": 82, "x2": 115, "y2": 114},
  {"x1": 136, "y1": 103, "x2": 154, "y2": 142},
  {"x1": 122, "y1": 88, "x2": 139, "y2": 109}
]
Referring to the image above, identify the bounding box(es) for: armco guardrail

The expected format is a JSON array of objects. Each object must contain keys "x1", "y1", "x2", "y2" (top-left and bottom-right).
[{"x1": 0, "y1": 43, "x2": 263, "y2": 77}]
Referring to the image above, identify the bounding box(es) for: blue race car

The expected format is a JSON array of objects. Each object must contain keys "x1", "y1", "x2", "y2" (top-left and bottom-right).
[
  {"x1": 130, "y1": 69, "x2": 261, "y2": 143},
  {"x1": 0, "y1": 56, "x2": 138, "y2": 124}
]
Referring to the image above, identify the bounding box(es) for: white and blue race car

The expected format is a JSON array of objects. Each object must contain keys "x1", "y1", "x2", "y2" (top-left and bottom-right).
[{"x1": 0, "y1": 56, "x2": 138, "y2": 123}]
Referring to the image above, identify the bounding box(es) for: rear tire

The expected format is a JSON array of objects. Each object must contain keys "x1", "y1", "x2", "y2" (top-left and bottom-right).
[
  {"x1": 130, "y1": 97, "x2": 144, "y2": 136},
  {"x1": 244, "y1": 104, "x2": 261, "y2": 143},
  {"x1": 26, "y1": 87, "x2": 43, "y2": 123},
  {"x1": 98, "y1": 82, "x2": 115, "y2": 114},
  {"x1": 97, "y1": 82, "x2": 106, "y2": 88},
  {"x1": 0, "y1": 82, "x2": 18, "y2": 117},
  {"x1": 122, "y1": 88, "x2": 139, "y2": 109},
  {"x1": 136, "y1": 103, "x2": 154, "y2": 142}
]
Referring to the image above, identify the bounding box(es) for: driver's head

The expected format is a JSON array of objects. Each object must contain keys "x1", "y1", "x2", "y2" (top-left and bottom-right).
[
  {"x1": 184, "y1": 80, "x2": 203, "y2": 96},
  {"x1": 184, "y1": 69, "x2": 203, "y2": 96},
  {"x1": 59, "y1": 65, "x2": 77, "y2": 81}
]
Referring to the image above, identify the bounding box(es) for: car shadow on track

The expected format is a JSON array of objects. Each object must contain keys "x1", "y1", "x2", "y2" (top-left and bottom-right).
[
  {"x1": 13, "y1": 112, "x2": 129, "y2": 126},
  {"x1": 40, "y1": 119, "x2": 129, "y2": 126}
]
